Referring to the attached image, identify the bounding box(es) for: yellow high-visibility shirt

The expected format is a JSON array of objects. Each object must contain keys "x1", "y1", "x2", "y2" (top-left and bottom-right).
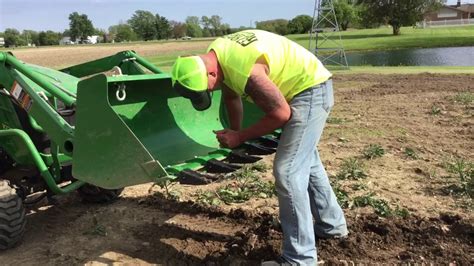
[{"x1": 207, "y1": 29, "x2": 332, "y2": 101}]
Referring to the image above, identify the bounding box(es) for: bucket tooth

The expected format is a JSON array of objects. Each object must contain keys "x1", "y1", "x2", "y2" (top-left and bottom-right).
[
  {"x1": 227, "y1": 151, "x2": 262, "y2": 164},
  {"x1": 273, "y1": 129, "x2": 282, "y2": 139},
  {"x1": 178, "y1": 170, "x2": 211, "y2": 185},
  {"x1": 258, "y1": 136, "x2": 279, "y2": 149},
  {"x1": 244, "y1": 143, "x2": 276, "y2": 155},
  {"x1": 205, "y1": 159, "x2": 241, "y2": 173}
]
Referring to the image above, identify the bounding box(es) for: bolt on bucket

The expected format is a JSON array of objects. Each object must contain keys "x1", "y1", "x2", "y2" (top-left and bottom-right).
[{"x1": 72, "y1": 73, "x2": 262, "y2": 189}]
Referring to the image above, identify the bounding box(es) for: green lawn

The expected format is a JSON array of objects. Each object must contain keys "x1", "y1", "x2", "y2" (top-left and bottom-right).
[
  {"x1": 333, "y1": 66, "x2": 474, "y2": 74},
  {"x1": 289, "y1": 25, "x2": 474, "y2": 52}
]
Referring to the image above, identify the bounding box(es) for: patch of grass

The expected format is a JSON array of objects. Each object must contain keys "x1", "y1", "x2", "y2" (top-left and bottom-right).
[
  {"x1": 352, "y1": 193, "x2": 406, "y2": 217},
  {"x1": 289, "y1": 26, "x2": 474, "y2": 52},
  {"x1": 362, "y1": 144, "x2": 385, "y2": 160},
  {"x1": 394, "y1": 205, "x2": 410, "y2": 218},
  {"x1": 195, "y1": 190, "x2": 221, "y2": 206},
  {"x1": 333, "y1": 184, "x2": 350, "y2": 209},
  {"x1": 452, "y1": 92, "x2": 474, "y2": 105},
  {"x1": 215, "y1": 180, "x2": 275, "y2": 204},
  {"x1": 336, "y1": 158, "x2": 368, "y2": 180},
  {"x1": 151, "y1": 178, "x2": 181, "y2": 201},
  {"x1": 248, "y1": 161, "x2": 269, "y2": 173},
  {"x1": 326, "y1": 117, "x2": 346, "y2": 124},
  {"x1": 351, "y1": 183, "x2": 368, "y2": 191},
  {"x1": 83, "y1": 216, "x2": 107, "y2": 237},
  {"x1": 196, "y1": 164, "x2": 275, "y2": 205},
  {"x1": 430, "y1": 104, "x2": 442, "y2": 115},
  {"x1": 443, "y1": 157, "x2": 474, "y2": 198},
  {"x1": 404, "y1": 147, "x2": 419, "y2": 160}
]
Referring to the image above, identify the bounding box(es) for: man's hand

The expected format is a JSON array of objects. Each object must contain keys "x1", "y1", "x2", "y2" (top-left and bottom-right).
[{"x1": 213, "y1": 129, "x2": 242, "y2": 148}]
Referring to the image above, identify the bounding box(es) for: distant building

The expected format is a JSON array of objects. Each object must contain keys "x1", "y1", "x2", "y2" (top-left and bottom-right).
[
  {"x1": 59, "y1": 37, "x2": 75, "y2": 45},
  {"x1": 0, "y1": 37, "x2": 5, "y2": 47},
  {"x1": 424, "y1": 1, "x2": 471, "y2": 22},
  {"x1": 86, "y1": 35, "x2": 100, "y2": 44},
  {"x1": 59, "y1": 35, "x2": 101, "y2": 45},
  {"x1": 458, "y1": 3, "x2": 474, "y2": 18}
]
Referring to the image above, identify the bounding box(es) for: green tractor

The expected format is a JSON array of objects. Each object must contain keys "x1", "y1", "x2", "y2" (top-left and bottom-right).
[{"x1": 0, "y1": 50, "x2": 279, "y2": 249}]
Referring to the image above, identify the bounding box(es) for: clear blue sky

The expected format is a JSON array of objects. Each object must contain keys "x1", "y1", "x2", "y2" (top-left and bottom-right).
[
  {"x1": 0, "y1": 0, "x2": 473, "y2": 32},
  {"x1": 0, "y1": 0, "x2": 315, "y2": 32}
]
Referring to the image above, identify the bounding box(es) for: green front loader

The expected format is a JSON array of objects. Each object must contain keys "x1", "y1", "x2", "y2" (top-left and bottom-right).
[{"x1": 0, "y1": 50, "x2": 278, "y2": 249}]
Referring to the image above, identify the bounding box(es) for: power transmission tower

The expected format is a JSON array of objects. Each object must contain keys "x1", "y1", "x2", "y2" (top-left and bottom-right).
[{"x1": 309, "y1": 0, "x2": 349, "y2": 68}]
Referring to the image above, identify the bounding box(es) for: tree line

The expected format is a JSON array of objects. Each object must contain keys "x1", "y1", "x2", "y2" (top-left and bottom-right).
[{"x1": 0, "y1": 0, "x2": 443, "y2": 47}]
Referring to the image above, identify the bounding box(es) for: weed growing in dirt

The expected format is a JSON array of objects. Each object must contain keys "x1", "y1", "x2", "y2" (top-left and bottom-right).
[
  {"x1": 443, "y1": 157, "x2": 473, "y2": 198},
  {"x1": 248, "y1": 161, "x2": 269, "y2": 172},
  {"x1": 352, "y1": 193, "x2": 392, "y2": 217},
  {"x1": 326, "y1": 117, "x2": 345, "y2": 124},
  {"x1": 83, "y1": 216, "x2": 107, "y2": 237},
  {"x1": 362, "y1": 144, "x2": 385, "y2": 159},
  {"x1": 196, "y1": 163, "x2": 275, "y2": 205},
  {"x1": 332, "y1": 183, "x2": 350, "y2": 208},
  {"x1": 452, "y1": 92, "x2": 473, "y2": 105},
  {"x1": 394, "y1": 205, "x2": 410, "y2": 218},
  {"x1": 430, "y1": 104, "x2": 442, "y2": 115},
  {"x1": 196, "y1": 190, "x2": 221, "y2": 206},
  {"x1": 150, "y1": 179, "x2": 181, "y2": 201},
  {"x1": 404, "y1": 147, "x2": 419, "y2": 160},
  {"x1": 336, "y1": 158, "x2": 368, "y2": 180},
  {"x1": 351, "y1": 183, "x2": 368, "y2": 191}
]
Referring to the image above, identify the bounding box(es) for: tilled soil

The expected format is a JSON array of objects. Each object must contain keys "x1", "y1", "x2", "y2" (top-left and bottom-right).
[
  {"x1": 1, "y1": 73, "x2": 473, "y2": 265},
  {"x1": 9, "y1": 41, "x2": 210, "y2": 69}
]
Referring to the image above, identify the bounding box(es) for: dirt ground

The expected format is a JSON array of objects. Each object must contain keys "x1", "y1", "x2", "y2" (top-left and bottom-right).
[
  {"x1": 8, "y1": 41, "x2": 211, "y2": 69},
  {"x1": 1, "y1": 73, "x2": 473, "y2": 265}
]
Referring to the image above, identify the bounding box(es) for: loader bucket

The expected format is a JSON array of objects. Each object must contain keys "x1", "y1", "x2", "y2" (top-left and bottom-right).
[{"x1": 73, "y1": 73, "x2": 263, "y2": 189}]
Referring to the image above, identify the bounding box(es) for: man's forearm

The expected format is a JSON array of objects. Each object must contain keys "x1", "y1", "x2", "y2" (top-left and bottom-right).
[
  {"x1": 223, "y1": 89, "x2": 243, "y2": 131},
  {"x1": 238, "y1": 112, "x2": 288, "y2": 143},
  {"x1": 224, "y1": 97, "x2": 243, "y2": 131}
]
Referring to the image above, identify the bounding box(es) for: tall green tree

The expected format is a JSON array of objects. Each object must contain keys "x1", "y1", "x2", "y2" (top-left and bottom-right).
[
  {"x1": 333, "y1": 0, "x2": 360, "y2": 30},
  {"x1": 209, "y1": 15, "x2": 224, "y2": 36},
  {"x1": 68, "y1": 12, "x2": 95, "y2": 42},
  {"x1": 155, "y1": 14, "x2": 172, "y2": 40},
  {"x1": 21, "y1": 30, "x2": 39, "y2": 46},
  {"x1": 185, "y1": 16, "x2": 203, "y2": 37},
  {"x1": 4, "y1": 28, "x2": 22, "y2": 47},
  {"x1": 170, "y1": 21, "x2": 187, "y2": 39},
  {"x1": 256, "y1": 19, "x2": 289, "y2": 35},
  {"x1": 109, "y1": 24, "x2": 137, "y2": 42},
  {"x1": 128, "y1": 10, "x2": 157, "y2": 40},
  {"x1": 288, "y1": 15, "x2": 313, "y2": 34},
  {"x1": 38, "y1": 31, "x2": 61, "y2": 46},
  {"x1": 357, "y1": 0, "x2": 442, "y2": 35},
  {"x1": 221, "y1": 23, "x2": 232, "y2": 35},
  {"x1": 201, "y1": 16, "x2": 212, "y2": 37}
]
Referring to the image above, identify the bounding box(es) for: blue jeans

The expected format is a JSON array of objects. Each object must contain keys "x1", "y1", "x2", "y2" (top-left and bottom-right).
[{"x1": 273, "y1": 80, "x2": 347, "y2": 265}]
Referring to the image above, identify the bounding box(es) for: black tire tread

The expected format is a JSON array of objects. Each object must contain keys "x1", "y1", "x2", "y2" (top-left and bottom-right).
[{"x1": 0, "y1": 180, "x2": 26, "y2": 250}]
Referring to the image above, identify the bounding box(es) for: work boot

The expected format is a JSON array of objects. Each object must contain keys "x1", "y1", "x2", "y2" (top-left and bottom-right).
[
  {"x1": 261, "y1": 257, "x2": 293, "y2": 266},
  {"x1": 316, "y1": 232, "x2": 349, "y2": 240}
]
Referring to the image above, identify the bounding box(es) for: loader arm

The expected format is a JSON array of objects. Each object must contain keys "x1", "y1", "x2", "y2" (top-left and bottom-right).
[{"x1": 60, "y1": 50, "x2": 163, "y2": 78}]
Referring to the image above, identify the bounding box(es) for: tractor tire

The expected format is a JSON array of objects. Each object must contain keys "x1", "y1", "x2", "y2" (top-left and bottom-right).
[
  {"x1": 77, "y1": 184, "x2": 123, "y2": 203},
  {"x1": 0, "y1": 180, "x2": 26, "y2": 250}
]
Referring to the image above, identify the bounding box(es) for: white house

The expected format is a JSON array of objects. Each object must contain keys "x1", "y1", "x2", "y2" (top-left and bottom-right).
[
  {"x1": 59, "y1": 37, "x2": 75, "y2": 45},
  {"x1": 0, "y1": 37, "x2": 5, "y2": 47},
  {"x1": 86, "y1": 35, "x2": 100, "y2": 44},
  {"x1": 59, "y1": 35, "x2": 101, "y2": 45}
]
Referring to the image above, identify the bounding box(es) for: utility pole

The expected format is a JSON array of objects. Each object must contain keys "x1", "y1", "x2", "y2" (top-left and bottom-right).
[{"x1": 309, "y1": 0, "x2": 349, "y2": 68}]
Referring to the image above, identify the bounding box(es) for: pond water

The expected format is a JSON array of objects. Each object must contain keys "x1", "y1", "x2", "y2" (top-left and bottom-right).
[{"x1": 344, "y1": 46, "x2": 474, "y2": 66}]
